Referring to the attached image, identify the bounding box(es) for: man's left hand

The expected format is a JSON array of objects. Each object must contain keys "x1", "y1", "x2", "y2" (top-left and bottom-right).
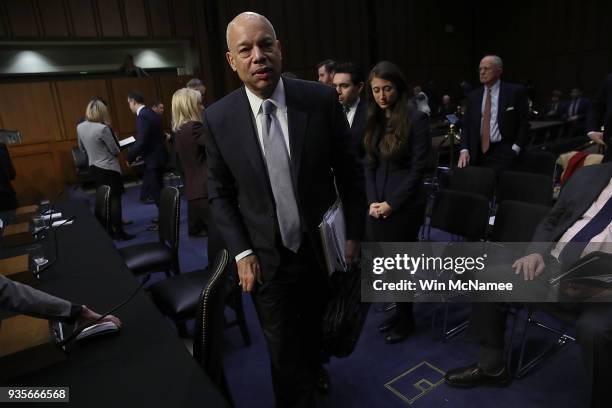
[
  {"x1": 345, "y1": 240, "x2": 360, "y2": 267},
  {"x1": 512, "y1": 253, "x2": 545, "y2": 281}
]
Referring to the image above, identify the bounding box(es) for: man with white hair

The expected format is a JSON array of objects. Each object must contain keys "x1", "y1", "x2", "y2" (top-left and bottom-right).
[
  {"x1": 204, "y1": 11, "x2": 365, "y2": 407},
  {"x1": 457, "y1": 55, "x2": 530, "y2": 174}
]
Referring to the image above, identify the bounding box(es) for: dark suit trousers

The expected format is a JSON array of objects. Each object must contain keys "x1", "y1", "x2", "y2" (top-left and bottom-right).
[
  {"x1": 188, "y1": 198, "x2": 209, "y2": 235},
  {"x1": 251, "y1": 236, "x2": 330, "y2": 408},
  {"x1": 470, "y1": 301, "x2": 612, "y2": 407},
  {"x1": 142, "y1": 167, "x2": 164, "y2": 206},
  {"x1": 476, "y1": 140, "x2": 517, "y2": 177}
]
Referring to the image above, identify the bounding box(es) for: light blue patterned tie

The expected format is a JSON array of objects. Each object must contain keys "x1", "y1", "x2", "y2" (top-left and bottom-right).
[{"x1": 262, "y1": 100, "x2": 302, "y2": 252}]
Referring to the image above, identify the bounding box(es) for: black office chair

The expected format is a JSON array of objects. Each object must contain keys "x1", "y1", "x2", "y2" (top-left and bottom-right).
[
  {"x1": 491, "y1": 200, "x2": 551, "y2": 242},
  {"x1": 489, "y1": 200, "x2": 575, "y2": 378},
  {"x1": 119, "y1": 186, "x2": 180, "y2": 278},
  {"x1": 149, "y1": 254, "x2": 252, "y2": 345},
  {"x1": 94, "y1": 185, "x2": 111, "y2": 234},
  {"x1": 428, "y1": 189, "x2": 491, "y2": 241},
  {"x1": 193, "y1": 249, "x2": 234, "y2": 403},
  {"x1": 71, "y1": 147, "x2": 93, "y2": 189},
  {"x1": 514, "y1": 150, "x2": 556, "y2": 177},
  {"x1": 427, "y1": 189, "x2": 490, "y2": 339},
  {"x1": 496, "y1": 171, "x2": 553, "y2": 206},
  {"x1": 449, "y1": 166, "x2": 496, "y2": 201}
]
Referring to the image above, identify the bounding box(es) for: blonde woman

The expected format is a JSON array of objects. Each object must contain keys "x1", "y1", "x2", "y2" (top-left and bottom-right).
[
  {"x1": 171, "y1": 87, "x2": 212, "y2": 239},
  {"x1": 172, "y1": 87, "x2": 230, "y2": 397},
  {"x1": 77, "y1": 97, "x2": 133, "y2": 240}
]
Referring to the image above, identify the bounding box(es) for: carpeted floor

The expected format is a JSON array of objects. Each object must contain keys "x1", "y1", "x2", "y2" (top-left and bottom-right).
[{"x1": 78, "y1": 184, "x2": 589, "y2": 408}]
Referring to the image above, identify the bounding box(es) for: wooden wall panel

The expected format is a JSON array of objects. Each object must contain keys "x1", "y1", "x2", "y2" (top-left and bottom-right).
[
  {"x1": 67, "y1": 0, "x2": 98, "y2": 37},
  {"x1": 5, "y1": 0, "x2": 39, "y2": 37},
  {"x1": 0, "y1": 83, "x2": 62, "y2": 144},
  {"x1": 97, "y1": 0, "x2": 124, "y2": 37},
  {"x1": 158, "y1": 75, "x2": 190, "y2": 126},
  {"x1": 52, "y1": 140, "x2": 80, "y2": 186},
  {"x1": 38, "y1": 0, "x2": 69, "y2": 37},
  {"x1": 0, "y1": 2, "x2": 9, "y2": 38},
  {"x1": 148, "y1": 0, "x2": 171, "y2": 37},
  {"x1": 123, "y1": 0, "x2": 148, "y2": 37},
  {"x1": 54, "y1": 80, "x2": 111, "y2": 140},
  {"x1": 110, "y1": 78, "x2": 157, "y2": 135},
  {"x1": 173, "y1": 0, "x2": 194, "y2": 37},
  {"x1": 8, "y1": 144, "x2": 62, "y2": 205}
]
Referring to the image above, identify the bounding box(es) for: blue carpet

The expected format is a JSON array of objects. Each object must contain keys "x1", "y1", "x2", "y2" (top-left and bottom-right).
[{"x1": 76, "y1": 185, "x2": 589, "y2": 407}]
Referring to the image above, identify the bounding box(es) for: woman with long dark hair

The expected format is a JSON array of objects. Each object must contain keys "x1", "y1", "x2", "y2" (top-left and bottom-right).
[{"x1": 364, "y1": 61, "x2": 431, "y2": 344}]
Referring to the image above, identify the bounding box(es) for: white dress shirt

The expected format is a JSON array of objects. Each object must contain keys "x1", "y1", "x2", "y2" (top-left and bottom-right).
[
  {"x1": 550, "y1": 177, "x2": 612, "y2": 260},
  {"x1": 136, "y1": 105, "x2": 145, "y2": 116},
  {"x1": 481, "y1": 80, "x2": 502, "y2": 143},
  {"x1": 235, "y1": 79, "x2": 291, "y2": 263},
  {"x1": 461, "y1": 80, "x2": 520, "y2": 155},
  {"x1": 346, "y1": 98, "x2": 360, "y2": 127}
]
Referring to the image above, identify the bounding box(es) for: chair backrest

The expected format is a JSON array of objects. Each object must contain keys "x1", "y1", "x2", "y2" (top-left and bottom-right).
[
  {"x1": 491, "y1": 200, "x2": 551, "y2": 242},
  {"x1": 193, "y1": 249, "x2": 229, "y2": 370},
  {"x1": 497, "y1": 171, "x2": 553, "y2": 206},
  {"x1": 514, "y1": 150, "x2": 556, "y2": 177},
  {"x1": 430, "y1": 189, "x2": 490, "y2": 240},
  {"x1": 95, "y1": 185, "x2": 111, "y2": 233},
  {"x1": 450, "y1": 166, "x2": 496, "y2": 201},
  {"x1": 71, "y1": 147, "x2": 89, "y2": 172},
  {"x1": 159, "y1": 186, "x2": 180, "y2": 249}
]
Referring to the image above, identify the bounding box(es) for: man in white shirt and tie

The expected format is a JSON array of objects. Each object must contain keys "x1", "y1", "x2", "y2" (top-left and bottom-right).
[
  {"x1": 333, "y1": 62, "x2": 367, "y2": 159},
  {"x1": 446, "y1": 162, "x2": 612, "y2": 408},
  {"x1": 458, "y1": 55, "x2": 530, "y2": 174}
]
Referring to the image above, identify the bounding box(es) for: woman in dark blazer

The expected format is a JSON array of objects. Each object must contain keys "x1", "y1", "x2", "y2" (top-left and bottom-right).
[
  {"x1": 170, "y1": 88, "x2": 212, "y2": 241},
  {"x1": 364, "y1": 61, "x2": 431, "y2": 344}
]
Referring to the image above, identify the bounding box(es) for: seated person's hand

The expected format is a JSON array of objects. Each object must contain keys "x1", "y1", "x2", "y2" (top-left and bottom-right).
[
  {"x1": 76, "y1": 305, "x2": 122, "y2": 331},
  {"x1": 512, "y1": 253, "x2": 545, "y2": 281}
]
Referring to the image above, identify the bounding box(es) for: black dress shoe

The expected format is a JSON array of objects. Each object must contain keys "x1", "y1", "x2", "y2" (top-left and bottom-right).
[
  {"x1": 378, "y1": 312, "x2": 400, "y2": 332},
  {"x1": 316, "y1": 367, "x2": 330, "y2": 394},
  {"x1": 444, "y1": 363, "x2": 510, "y2": 388}
]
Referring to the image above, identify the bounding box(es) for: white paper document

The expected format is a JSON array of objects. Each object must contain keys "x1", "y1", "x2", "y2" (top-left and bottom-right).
[{"x1": 119, "y1": 136, "x2": 136, "y2": 148}]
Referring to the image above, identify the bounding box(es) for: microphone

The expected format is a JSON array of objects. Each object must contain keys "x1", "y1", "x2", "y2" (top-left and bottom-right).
[
  {"x1": 34, "y1": 190, "x2": 67, "y2": 239},
  {"x1": 35, "y1": 216, "x2": 76, "y2": 276},
  {"x1": 57, "y1": 274, "x2": 151, "y2": 347}
]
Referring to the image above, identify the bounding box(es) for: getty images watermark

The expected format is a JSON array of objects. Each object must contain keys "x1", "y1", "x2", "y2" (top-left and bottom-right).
[{"x1": 360, "y1": 242, "x2": 612, "y2": 303}]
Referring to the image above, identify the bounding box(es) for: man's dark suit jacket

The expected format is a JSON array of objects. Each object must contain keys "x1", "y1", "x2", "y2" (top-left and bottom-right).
[
  {"x1": 174, "y1": 121, "x2": 207, "y2": 201},
  {"x1": 529, "y1": 162, "x2": 612, "y2": 255},
  {"x1": 350, "y1": 99, "x2": 367, "y2": 159},
  {"x1": 563, "y1": 96, "x2": 591, "y2": 123},
  {"x1": 588, "y1": 73, "x2": 612, "y2": 159},
  {"x1": 460, "y1": 82, "x2": 530, "y2": 163},
  {"x1": 127, "y1": 106, "x2": 168, "y2": 168},
  {"x1": 545, "y1": 102, "x2": 564, "y2": 120},
  {"x1": 203, "y1": 78, "x2": 366, "y2": 280},
  {"x1": 365, "y1": 110, "x2": 431, "y2": 210}
]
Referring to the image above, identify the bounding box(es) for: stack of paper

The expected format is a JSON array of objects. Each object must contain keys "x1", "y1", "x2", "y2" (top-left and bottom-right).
[{"x1": 319, "y1": 200, "x2": 347, "y2": 275}]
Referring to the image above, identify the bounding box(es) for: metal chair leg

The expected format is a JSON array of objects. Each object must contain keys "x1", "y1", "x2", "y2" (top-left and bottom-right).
[{"x1": 511, "y1": 308, "x2": 576, "y2": 378}]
